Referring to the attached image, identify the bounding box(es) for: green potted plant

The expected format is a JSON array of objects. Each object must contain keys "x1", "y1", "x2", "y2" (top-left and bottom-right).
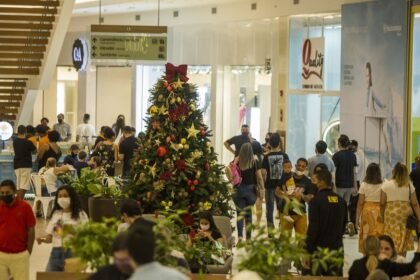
[
  {"x1": 64, "y1": 218, "x2": 119, "y2": 272},
  {"x1": 60, "y1": 168, "x2": 103, "y2": 216},
  {"x1": 87, "y1": 180, "x2": 127, "y2": 222}
]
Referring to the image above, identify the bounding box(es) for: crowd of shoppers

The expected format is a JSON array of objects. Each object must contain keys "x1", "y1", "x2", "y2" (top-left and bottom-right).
[{"x1": 3, "y1": 115, "x2": 420, "y2": 279}]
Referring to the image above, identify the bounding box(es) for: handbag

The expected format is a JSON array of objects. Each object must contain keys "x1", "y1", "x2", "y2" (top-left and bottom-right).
[{"x1": 406, "y1": 186, "x2": 418, "y2": 231}]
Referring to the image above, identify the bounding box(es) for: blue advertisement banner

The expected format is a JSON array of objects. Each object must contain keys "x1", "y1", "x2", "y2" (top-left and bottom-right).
[{"x1": 341, "y1": 0, "x2": 408, "y2": 177}]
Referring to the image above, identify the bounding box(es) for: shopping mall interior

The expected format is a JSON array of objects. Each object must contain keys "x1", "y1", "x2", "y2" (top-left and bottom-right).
[{"x1": 1, "y1": 0, "x2": 420, "y2": 279}]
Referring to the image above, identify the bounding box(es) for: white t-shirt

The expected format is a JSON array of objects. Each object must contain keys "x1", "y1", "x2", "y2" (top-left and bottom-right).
[
  {"x1": 359, "y1": 182, "x2": 382, "y2": 202},
  {"x1": 43, "y1": 168, "x2": 58, "y2": 194},
  {"x1": 76, "y1": 123, "x2": 96, "y2": 143},
  {"x1": 381, "y1": 179, "x2": 415, "y2": 202},
  {"x1": 45, "y1": 210, "x2": 88, "y2": 247}
]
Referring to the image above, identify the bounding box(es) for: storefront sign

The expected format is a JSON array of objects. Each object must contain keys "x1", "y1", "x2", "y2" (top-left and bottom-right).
[
  {"x1": 90, "y1": 34, "x2": 167, "y2": 61},
  {"x1": 72, "y1": 38, "x2": 88, "y2": 71},
  {"x1": 301, "y1": 37, "x2": 324, "y2": 90}
]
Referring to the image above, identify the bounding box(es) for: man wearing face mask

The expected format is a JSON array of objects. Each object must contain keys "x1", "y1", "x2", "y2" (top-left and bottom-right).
[
  {"x1": 279, "y1": 158, "x2": 317, "y2": 237},
  {"x1": 224, "y1": 124, "x2": 254, "y2": 157},
  {"x1": 90, "y1": 232, "x2": 133, "y2": 280},
  {"x1": 53, "y1": 113, "x2": 72, "y2": 142},
  {"x1": 0, "y1": 180, "x2": 36, "y2": 280}
]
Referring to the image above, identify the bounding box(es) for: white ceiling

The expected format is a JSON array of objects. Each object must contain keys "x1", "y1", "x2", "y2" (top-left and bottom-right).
[{"x1": 73, "y1": 0, "x2": 244, "y2": 16}]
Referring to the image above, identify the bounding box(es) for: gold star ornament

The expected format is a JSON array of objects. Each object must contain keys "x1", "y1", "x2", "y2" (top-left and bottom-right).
[{"x1": 186, "y1": 123, "x2": 199, "y2": 139}]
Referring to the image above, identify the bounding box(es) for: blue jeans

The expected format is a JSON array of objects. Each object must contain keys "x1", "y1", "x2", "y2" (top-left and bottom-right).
[
  {"x1": 46, "y1": 247, "x2": 72, "y2": 271},
  {"x1": 265, "y1": 188, "x2": 281, "y2": 229},
  {"x1": 233, "y1": 184, "x2": 257, "y2": 239}
]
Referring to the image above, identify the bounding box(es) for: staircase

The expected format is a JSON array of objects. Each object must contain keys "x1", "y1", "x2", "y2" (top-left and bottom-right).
[{"x1": 0, "y1": 0, "x2": 75, "y2": 124}]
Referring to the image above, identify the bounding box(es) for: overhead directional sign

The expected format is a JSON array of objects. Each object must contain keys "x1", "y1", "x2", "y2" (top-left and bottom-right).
[{"x1": 90, "y1": 34, "x2": 167, "y2": 61}]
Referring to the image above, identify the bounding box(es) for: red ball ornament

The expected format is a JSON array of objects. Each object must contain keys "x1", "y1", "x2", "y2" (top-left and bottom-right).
[
  {"x1": 200, "y1": 130, "x2": 206, "y2": 136},
  {"x1": 187, "y1": 180, "x2": 192, "y2": 186},
  {"x1": 170, "y1": 134, "x2": 176, "y2": 141},
  {"x1": 167, "y1": 86, "x2": 173, "y2": 92},
  {"x1": 193, "y1": 179, "x2": 199, "y2": 186},
  {"x1": 190, "y1": 186, "x2": 195, "y2": 192},
  {"x1": 176, "y1": 159, "x2": 187, "y2": 171},
  {"x1": 163, "y1": 81, "x2": 169, "y2": 88},
  {"x1": 204, "y1": 162, "x2": 210, "y2": 170},
  {"x1": 157, "y1": 146, "x2": 167, "y2": 157}
]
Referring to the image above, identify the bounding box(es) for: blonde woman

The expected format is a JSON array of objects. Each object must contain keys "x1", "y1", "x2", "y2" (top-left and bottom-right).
[
  {"x1": 349, "y1": 236, "x2": 420, "y2": 280},
  {"x1": 380, "y1": 162, "x2": 420, "y2": 256},
  {"x1": 234, "y1": 143, "x2": 264, "y2": 242},
  {"x1": 356, "y1": 163, "x2": 385, "y2": 253},
  {"x1": 348, "y1": 236, "x2": 420, "y2": 279}
]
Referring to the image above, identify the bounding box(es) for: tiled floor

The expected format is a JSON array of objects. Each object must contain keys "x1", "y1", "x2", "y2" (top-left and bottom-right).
[{"x1": 28, "y1": 213, "x2": 415, "y2": 280}]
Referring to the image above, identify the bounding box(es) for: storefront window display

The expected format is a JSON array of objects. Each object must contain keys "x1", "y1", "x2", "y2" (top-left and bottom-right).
[
  {"x1": 410, "y1": 12, "x2": 420, "y2": 166},
  {"x1": 57, "y1": 67, "x2": 79, "y2": 141},
  {"x1": 287, "y1": 15, "x2": 341, "y2": 162},
  {"x1": 135, "y1": 65, "x2": 212, "y2": 133}
]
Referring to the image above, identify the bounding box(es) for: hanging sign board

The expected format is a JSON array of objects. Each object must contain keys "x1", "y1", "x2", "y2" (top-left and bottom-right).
[
  {"x1": 90, "y1": 25, "x2": 167, "y2": 61},
  {"x1": 301, "y1": 37, "x2": 324, "y2": 90},
  {"x1": 72, "y1": 38, "x2": 88, "y2": 71}
]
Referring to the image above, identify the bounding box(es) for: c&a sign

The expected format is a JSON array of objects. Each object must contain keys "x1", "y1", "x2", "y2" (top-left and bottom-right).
[{"x1": 301, "y1": 37, "x2": 324, "y2": 90}]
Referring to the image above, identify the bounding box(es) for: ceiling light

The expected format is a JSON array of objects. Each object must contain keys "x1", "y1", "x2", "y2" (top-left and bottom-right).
[{"x1": 76, "y1": 0, "x2": 98, "y2": 4}]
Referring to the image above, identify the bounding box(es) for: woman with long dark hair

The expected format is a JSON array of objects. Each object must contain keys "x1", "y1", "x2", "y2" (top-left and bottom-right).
[
  {"x1": 92, "y1": 126, "x2": 119, "y2": 176},
  {"x1": 36, "y1": 185, "x2": 88, "y2": 271},
  {"x1": 356, "y1": 163, "x2": 384, "y2": 253}
]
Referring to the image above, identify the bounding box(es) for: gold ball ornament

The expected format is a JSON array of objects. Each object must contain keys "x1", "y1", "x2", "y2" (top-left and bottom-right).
[{"x1": 176, "y1": 97, "x2": 182, "y2": 103}]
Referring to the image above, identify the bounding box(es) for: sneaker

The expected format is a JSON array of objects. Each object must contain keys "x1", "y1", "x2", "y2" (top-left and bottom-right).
[{"x1": 347, "y1": 222, "x2": 356, "y2": 237}]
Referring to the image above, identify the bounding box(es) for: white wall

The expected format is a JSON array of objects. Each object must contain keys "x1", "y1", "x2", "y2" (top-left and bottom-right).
[
  {"x1": 68, "y1": 0, "x2": 366, "y2": 31},
  {"x1": 96, "y1": 67, "x2": 132, "y2": 131}
]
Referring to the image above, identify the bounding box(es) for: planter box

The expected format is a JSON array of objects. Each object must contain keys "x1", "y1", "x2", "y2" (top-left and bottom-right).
[
  {"x1": 88, "y1": 197, "x2": 121, "y2": 222},
  {"x1": 37, "y1": 272, "x2": 348, "y2": 280},
  {"x1": 78, "y1": 194, "x2": 90, "y2": 217}
]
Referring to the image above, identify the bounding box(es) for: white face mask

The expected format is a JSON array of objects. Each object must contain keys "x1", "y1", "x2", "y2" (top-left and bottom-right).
[
  {"x1": 200, "y1": 224, "x2": 210, "y2": 231},
  {"x1": 295, "y1": 170, "x2": 305, "y2": 176},
  {"x1": 57, "y1": 197, "x2": 71, "y2": 209}
]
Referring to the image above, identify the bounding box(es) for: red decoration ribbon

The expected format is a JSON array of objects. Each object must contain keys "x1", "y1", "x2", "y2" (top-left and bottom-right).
[{"x1": 165, "y1": 63, "x2": 189, "y2": 82}]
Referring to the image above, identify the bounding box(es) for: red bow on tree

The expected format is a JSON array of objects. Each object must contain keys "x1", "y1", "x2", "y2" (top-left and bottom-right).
[{"x1": 165, "y1": 63, "x2": 189, "y2": 82}]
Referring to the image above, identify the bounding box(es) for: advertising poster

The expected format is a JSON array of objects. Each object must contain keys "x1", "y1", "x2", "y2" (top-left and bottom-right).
[
  {"x1": 301, "y1": 37, "x2": 324, "y2": 90},
  {"x1": 341, "y1": 0, "x2": 407, "y2": 177}
]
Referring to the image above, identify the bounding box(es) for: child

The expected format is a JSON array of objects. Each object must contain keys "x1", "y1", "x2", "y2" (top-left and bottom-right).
[
  {"x1": 275, "y1": 160, "x2": 295, "y2": 223},
  {"x1": 74, "y1": 150, "x2": 89, "y2": 177}
]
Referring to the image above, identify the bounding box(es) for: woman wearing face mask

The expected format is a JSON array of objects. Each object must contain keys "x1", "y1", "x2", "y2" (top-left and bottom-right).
[
  {"x1": 187, "y1": 211, "x2": 224, "y2": 247},
  {"x1": 36, "y1": 185, "x2": 88, "y2": 271},
  {"x1": 187, "y1": 211, "x2": 226, "y2": 273}
]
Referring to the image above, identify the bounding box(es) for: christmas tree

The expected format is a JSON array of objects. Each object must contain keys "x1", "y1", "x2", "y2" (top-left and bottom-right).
[{"x1": 128, "y1": 63, "x2": 232, "y2": 220}]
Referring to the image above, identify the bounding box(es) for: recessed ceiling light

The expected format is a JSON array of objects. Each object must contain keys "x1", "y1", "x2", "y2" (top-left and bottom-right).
[{"x1": 76, "y1": 0, "x2": 98, "y2": 4}]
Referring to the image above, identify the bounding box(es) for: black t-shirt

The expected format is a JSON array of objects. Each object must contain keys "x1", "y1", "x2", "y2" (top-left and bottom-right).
[
  {"x1": 306, "y1": 188, "x2": 347, "y2": 254},
  {"x1": 332, "y1": 149, "x2": 357, "y2": 188},
  {"x1": 240, "y1": 161, "x2": 259, "y2": 185},
  {"x1": 292, "y1": 174, "x2": 317, "y2": 214},
  {"x1": 13, "y1": 138, "x2": 36, "y2": 169},
  {"x1": 261, "y1": 151, "x2": 289, "y2": 189},
  {"x1": 119, "y1": 136, "x2": 139, "y2": 175},
  {"x1": 74, "y1": 161, "x2": 89, "y2": 177},
  {"x1": 90, "y1": 264, "x2": 131, "y2": 280},
  {"x1": 200, "y1": 230, "x2": 223, "y2": 243},
  {"x1": 227, "y1": 134, "x2": 251, "y2": 156},
  {"x1": 63, "y1": 154, "x2": 77, "y2": 167}
]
